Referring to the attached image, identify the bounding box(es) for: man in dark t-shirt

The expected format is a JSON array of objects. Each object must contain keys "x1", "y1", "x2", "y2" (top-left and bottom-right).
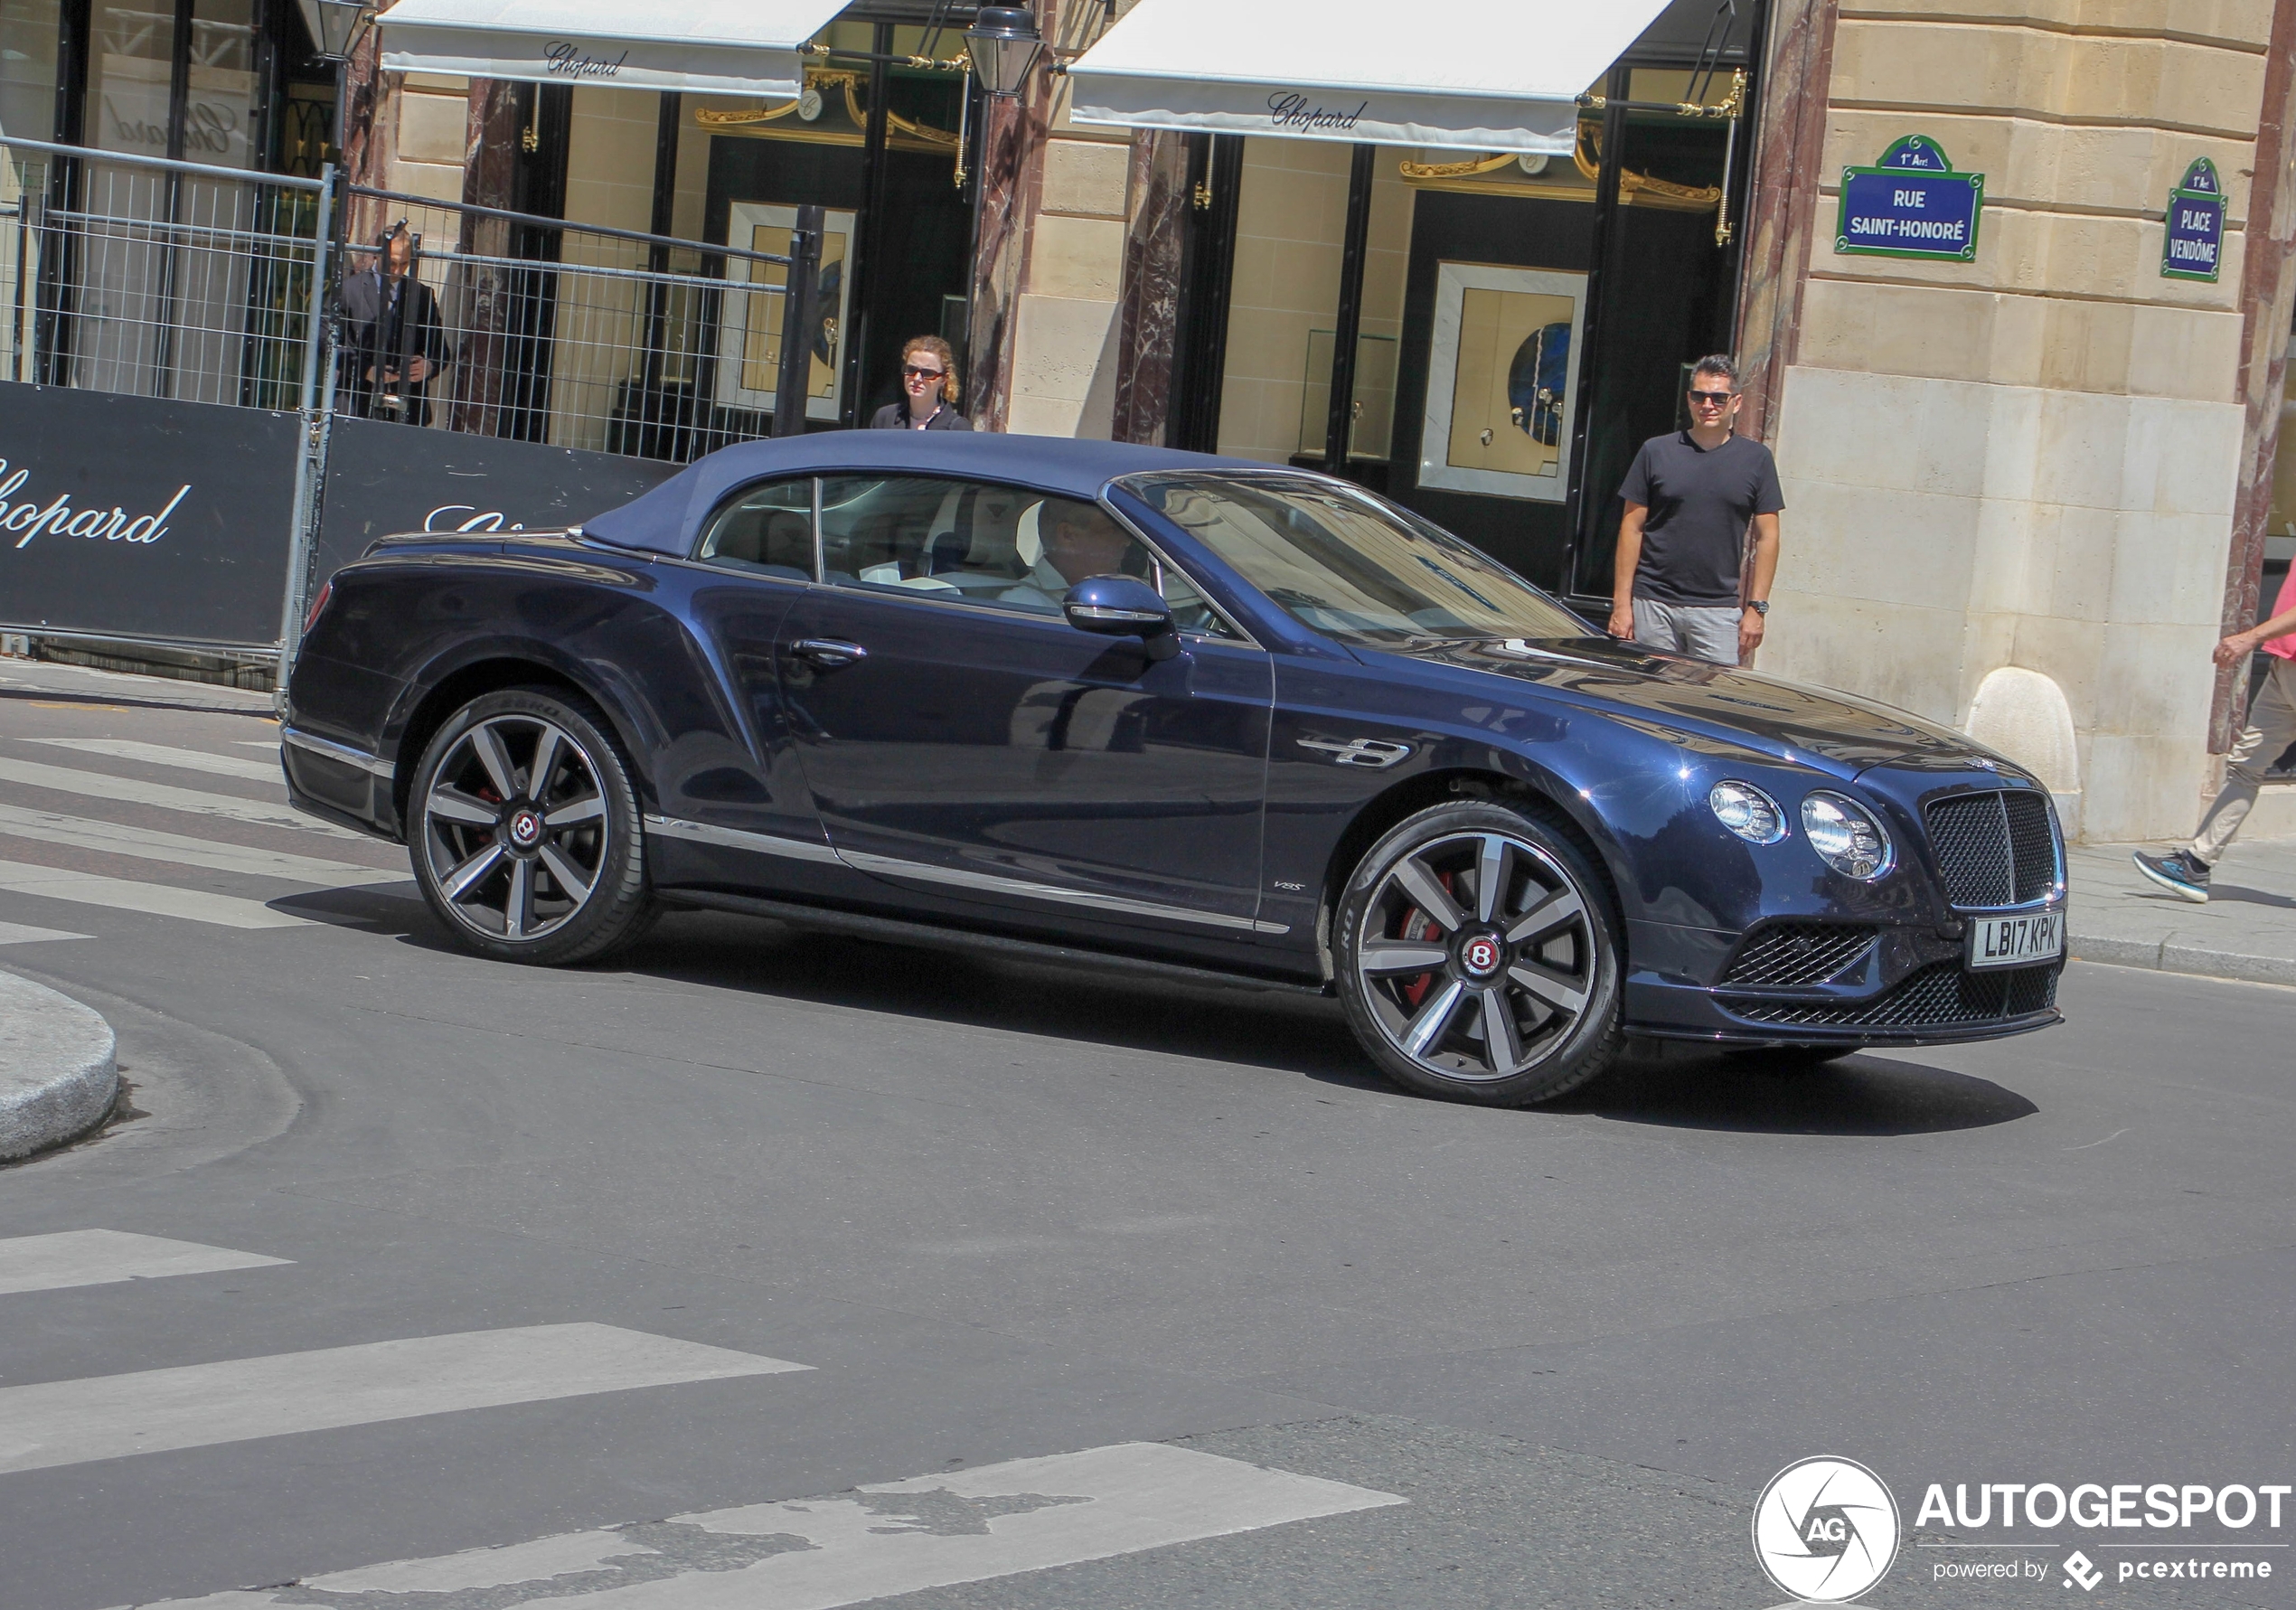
[{"x1": 1607, "y1": 354, "x2": 1784, "y2": 665}]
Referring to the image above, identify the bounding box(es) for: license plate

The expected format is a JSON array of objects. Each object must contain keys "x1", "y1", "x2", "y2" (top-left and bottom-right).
[{"x1": 1967, "y1": 909, "x2": 2065, "y2": 969}]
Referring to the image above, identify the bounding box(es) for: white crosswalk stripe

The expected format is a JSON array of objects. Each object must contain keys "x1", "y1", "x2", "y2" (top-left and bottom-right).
[
  {"x1": 99, "y1": 1442, "x2": 1405, "y2": 1609},
  {"x1": 0, "y1": 1229, "x2": 292, "y2": 1295},
  {"x1": 33, "y1": 738, "x2": 285, "y2": 783},
  {"x1": 0, "y1": 860, "x2": 313, "y2": 927},
  {"x1": 0, "y1": 801, "x2": 406, "y2": 887},
  {"x1": 0, "y1": 758, "x2": 359, "y2": 837},
  {"x1": 0, "y1": 918, "x2": 91, "y2": 945},
  {"x1": 3, "y1": 1231, "x2": 1397, "y2": 1606},
  {"x1": 0, "y1": 1323, "x2": 809, "y2": 1475}
]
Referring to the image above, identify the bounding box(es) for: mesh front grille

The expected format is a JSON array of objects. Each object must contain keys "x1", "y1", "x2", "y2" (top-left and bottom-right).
[
  {"x1": 2005, "y1": 792, "x2": 2058, "y2": 903},
  {"x1": 1722, "y1": 922, "x2": 1878, "y2": 988},
  {"x1": 1924, "y1": 790, "x2": 2058, "y2": 908},
  {"x1": 1726, "y1": 960, "x2": 2058, "y2": 1029}
]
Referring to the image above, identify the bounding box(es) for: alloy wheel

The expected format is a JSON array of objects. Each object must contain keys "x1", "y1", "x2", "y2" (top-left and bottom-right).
[
  {"x1": 420, "y1": 713, "x2": 610, "y2": 943},
  {"x1": 1354, "y1": 829, "x2": 1600, "y2": 1084}
]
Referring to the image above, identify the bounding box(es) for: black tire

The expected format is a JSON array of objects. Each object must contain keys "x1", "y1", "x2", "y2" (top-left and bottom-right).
[
  {"x1": 408, "y1": 686, "x2": 654, "y2": 965},
  {"x1": 1334, "y1": 799, "x2": 1623, "y2": 1106}
]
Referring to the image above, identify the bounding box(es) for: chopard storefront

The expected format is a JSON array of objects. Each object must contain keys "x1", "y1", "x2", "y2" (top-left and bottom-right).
[{"x1": 1068, "y1": 0, "x2": 1769, "y2": 609}]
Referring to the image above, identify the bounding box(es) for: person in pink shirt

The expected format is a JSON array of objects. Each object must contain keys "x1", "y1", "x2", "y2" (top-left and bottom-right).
[{"x1": 2136, "y1": 564, "x2": 2296, "y2": 901}]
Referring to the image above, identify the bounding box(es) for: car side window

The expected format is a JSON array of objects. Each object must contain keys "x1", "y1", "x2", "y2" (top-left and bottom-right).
[
  {"x1": 817, "y1": 475, "x2": 1145, "y2": 616},
  {"x1": 695, "y1": 477, "x2": 815, "y2": 580},
  {"x1": 816, "y1": 474, "x2": 1239, "y2": 637}
]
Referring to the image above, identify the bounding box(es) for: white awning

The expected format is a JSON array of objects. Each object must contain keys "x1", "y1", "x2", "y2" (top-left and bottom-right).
[
  {"x1": 377, "y1": 0, "x2": 846, "y2": 98},
  {"x1": 1065, "y1": 0, "x2": 1672, "y2": 155}
]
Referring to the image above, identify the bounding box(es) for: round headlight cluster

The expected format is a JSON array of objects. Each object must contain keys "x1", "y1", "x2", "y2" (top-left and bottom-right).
[
  {"x1": 1708, "y1": 780, "x2": 1785, "y2": 844},
  {"x1": 1802, "y1": 790, "x2": 1893, "y2": 880}
]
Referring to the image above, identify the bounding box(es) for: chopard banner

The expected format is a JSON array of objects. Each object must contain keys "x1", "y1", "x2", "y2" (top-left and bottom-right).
[
  {"x1": 312, "y1": 418, "x2": 679, "y2": 588},
  {"x1": 0, "y1": 382, "x2": 300, "y2": 649}
]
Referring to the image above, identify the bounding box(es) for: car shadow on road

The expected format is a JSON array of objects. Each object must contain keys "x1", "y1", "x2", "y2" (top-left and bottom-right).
[
  {"x1": 1555, "y1": 1042, "x2": 2038, "y2": 1135},
  {"x1": 274, "y1": 890, "x2": 2039, "y2": 1128},
  {"x1": 640, "y1": 912, "x2": 1397, "y2": 1090}
]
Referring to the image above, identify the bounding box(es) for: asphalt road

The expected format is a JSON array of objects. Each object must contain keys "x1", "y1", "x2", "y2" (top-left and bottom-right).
[{"x1": 1, "y1": 666, "x2": 2291, "y2": 1610}]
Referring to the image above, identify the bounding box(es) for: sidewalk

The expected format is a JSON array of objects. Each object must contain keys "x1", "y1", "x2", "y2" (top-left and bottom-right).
[
  {"x1": 0, "y1": 970, "x2": 118, "y2": 1162},
  {"x1": 0, "y1": 655, "x2": 277, "y2": 716},
  {"x1": 2070, "y1": 836, "x2": 2296, "y2": 988}
]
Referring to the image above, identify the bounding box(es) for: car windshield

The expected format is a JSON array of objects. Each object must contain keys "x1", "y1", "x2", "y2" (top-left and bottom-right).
[{"x1": 1122, "y1": 473, "x2": 1590, "y2": 648}]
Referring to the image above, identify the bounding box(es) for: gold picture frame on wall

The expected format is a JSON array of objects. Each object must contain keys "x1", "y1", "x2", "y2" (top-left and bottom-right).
[
  {"x1": 716, "y1": 202, "x2": 857, "y2": 423},
  {"x1": 1418, "y1": 262, "x2": 1587, "y2": 504}
]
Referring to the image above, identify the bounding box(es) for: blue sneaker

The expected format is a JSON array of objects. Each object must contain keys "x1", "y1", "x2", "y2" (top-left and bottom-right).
[{"x1": 2133, "y1": 849, "x2": 2210, "y2": 903}]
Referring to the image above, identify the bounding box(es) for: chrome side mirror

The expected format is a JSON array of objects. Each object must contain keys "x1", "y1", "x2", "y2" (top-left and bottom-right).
[{"x1": 1063, "y1": 575, "x2": 1179, "y2": 661}]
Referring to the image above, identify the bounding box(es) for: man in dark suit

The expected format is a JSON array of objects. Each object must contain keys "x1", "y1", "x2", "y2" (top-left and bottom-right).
[{"x1": 341, "y1": 225, "x2": 453, "y2": 426}]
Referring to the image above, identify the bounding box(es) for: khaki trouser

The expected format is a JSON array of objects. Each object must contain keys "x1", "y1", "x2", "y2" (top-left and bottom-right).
[
  {"x1": 1632, "y1": 598, "x2": 1742, "y2": 665},
  {"x1": 2191, "y1": 655, "x2": 2296, "y2": 865}
]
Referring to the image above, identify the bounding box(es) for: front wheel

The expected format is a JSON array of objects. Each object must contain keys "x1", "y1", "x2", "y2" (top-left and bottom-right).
[
  {"x1": 1335, "y1": 800, "x2": 1623, "y2": 1106},
  {"x1": 409, "y1": 687, "x2": 654, "y2": 965}
]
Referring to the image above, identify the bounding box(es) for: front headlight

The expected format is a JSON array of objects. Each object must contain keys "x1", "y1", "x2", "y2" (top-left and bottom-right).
[
  {"x1": 1708, "y1": 779, "x2": 1786, "y2": 844},
  {"x1": 1802, "y1": 791, "x2": 1893, "y2": 880}
]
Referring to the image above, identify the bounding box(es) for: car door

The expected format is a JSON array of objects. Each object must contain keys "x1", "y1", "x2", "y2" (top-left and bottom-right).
[
  {"x1": 656, "y1": 473, "x2": 858, "y2": 901},
  {"x1": 774, "y1": 473, "x2": 1276, "y2": 938}
]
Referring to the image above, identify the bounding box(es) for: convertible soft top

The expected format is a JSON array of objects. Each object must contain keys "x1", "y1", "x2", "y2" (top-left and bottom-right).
[{"x1": 580, "y1": 433, "x2": 1263, "y2": 558}]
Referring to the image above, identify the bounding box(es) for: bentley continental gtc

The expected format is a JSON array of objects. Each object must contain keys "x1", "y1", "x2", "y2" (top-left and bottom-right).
[{"x1": 282, "y1": 436, "x2": 2065, "y2": 1106}]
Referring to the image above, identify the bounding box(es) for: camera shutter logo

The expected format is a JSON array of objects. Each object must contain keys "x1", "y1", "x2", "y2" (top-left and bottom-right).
[{"x1": 1752, "y1": 1456, "x2": 1900, "y2": 1603}]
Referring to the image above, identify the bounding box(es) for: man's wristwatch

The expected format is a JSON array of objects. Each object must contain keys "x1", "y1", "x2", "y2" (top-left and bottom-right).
[{"x1": 1746, "y1": 599, "x2": 1770, "y2": 616}]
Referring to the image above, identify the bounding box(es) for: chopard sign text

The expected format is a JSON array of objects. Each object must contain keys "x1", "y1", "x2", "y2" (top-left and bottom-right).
[
  {"x1": 0, "y1": 461, "x2": 189, "y2": 550},
  {"x1": 1267, "y1": 91, "x2": 1369, "y2": 132},
  {"x1": 425, "y1": 505, "x2": 528, "y2": 532},
  {"x1": 544, "y1": 41, "x2": 629, "y2": 78}
]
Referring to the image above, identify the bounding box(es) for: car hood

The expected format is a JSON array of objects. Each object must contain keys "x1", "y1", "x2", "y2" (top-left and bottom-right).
[{"x1": 1364, "y1": 636, "x2": 1987, "y2": 778}]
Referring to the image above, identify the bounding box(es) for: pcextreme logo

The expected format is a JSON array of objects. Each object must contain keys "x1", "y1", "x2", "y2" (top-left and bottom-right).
[{"x1": 1753, "y1": 1456, "x2": 1901, "y2": 1602}]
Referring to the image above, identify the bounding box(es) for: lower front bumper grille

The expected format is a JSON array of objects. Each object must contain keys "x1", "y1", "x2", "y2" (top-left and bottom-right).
[
  {"x1": 1721, "y1": 921, "x2": 1878, "y2": 987},
  {"x1": 1723, "y1": 960, "x2": 2058, "y2": 1030}
]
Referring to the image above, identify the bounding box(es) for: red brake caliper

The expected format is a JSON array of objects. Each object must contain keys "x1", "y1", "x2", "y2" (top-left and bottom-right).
[{"x1": 1397, "y1": 871, "x2": 1458, "y2": 1009}]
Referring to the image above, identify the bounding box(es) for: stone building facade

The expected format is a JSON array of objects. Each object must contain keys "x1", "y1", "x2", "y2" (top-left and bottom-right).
[
  {"x1": 1738, "y1": 0, "x2": 2296, "y2": 843},
  {"x1": 23, "y1": 0, "x2": 2277, "y2": 841}
]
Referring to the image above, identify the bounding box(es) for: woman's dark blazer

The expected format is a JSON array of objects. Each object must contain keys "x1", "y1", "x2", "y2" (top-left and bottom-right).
[{"x1": 866, "y1": 402, "x2": 973, "y2": 430}]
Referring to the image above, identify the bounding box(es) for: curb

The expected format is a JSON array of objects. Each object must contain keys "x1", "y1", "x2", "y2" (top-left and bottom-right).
[
  {"x1": 0, "y1": 970, "x2": 118, "y2": 1162},
  {"x1": 2069, "y1": 932, "x2": 2296, "y2": 989}
]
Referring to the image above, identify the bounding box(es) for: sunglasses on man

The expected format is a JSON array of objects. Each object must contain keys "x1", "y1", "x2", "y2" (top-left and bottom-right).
[{"x1": 1688, "y1": 389, "x2": 1737, "y2": 405}]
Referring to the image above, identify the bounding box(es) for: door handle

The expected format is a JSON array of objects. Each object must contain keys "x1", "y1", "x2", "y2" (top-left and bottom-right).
[{"x1": 788, "y1": 637, "x2": 869, "y2": 670}]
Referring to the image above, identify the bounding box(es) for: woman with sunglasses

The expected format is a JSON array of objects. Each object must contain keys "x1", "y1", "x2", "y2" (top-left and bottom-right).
[{"x1": 867, "y1": 335, "x2": 972, "y2": 431}]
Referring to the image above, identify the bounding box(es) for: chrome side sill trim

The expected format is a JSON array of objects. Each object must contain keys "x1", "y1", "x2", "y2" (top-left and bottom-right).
[
  {"x1": 643, "y1": 814, "x2": 842, "y2": 864},
  {"x1": 643, "y1": 812, "x2": 1286, "y2": 934},
  {"x1": 281, "y1": 725, "x2": 393, "y2": 778},
  {"x1": 840, "y1": 848, "x2": 1289, "y2": 935}
]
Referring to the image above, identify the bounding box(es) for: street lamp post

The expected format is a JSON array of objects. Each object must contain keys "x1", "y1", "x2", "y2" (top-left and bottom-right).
[
  {"x1": 957, "y1": 6, "x2": 1043, "y2": 429},
  {"x1": 964, "y1": 5, "x2": 1044, "y2": 99},
  {"x1": 295, "y1": 0, "x2": 377, "y2": 157}
]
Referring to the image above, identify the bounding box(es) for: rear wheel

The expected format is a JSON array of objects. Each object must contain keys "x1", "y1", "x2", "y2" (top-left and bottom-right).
[
  {"x1": 1335, "y1": 800, "x2": 1623, "y2": 1106},
  {"x1": 408, "y1": 687, "x2": 654, "y2": 965}
]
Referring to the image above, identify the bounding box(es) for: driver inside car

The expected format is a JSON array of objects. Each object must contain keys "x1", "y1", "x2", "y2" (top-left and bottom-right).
[{"x1": 999, "y1": 505, "x2": 1145, "y2": 612}]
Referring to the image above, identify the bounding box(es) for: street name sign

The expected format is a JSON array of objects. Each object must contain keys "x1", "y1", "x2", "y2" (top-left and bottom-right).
[
  {"x1": 1836, "y1": 135, "x2": 1984, "y2": 262},
  {"x1": 2161, "y1": 157, "x2": 2225, "y2": 283}
]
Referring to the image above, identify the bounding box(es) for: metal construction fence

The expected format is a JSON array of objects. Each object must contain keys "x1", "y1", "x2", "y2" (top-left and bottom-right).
[
  {"x1": 0, "y1": 136, "x2": 806, "y2": 673},
  {"x1": 338, "y1": 187, "x2": 798, "y2": 462}
]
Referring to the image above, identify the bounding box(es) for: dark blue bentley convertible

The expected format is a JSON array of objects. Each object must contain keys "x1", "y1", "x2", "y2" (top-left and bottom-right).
[{"x1": 282, "y1": 434, "x2": 2065, "y2": 1106}]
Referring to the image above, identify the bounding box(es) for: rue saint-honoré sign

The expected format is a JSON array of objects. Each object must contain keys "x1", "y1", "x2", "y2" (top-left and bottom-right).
[
  {"x1": 2160, "y1": 157, "x2": 2225, "y2": 283},
  {"x1": 1835, "y1": 135, "x2": 1984, "y2": 262}
]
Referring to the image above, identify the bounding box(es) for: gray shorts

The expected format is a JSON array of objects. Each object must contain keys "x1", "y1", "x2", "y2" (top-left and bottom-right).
[{"x1": 1632, "y1": 598, "x2": 1741, "y2": 665}]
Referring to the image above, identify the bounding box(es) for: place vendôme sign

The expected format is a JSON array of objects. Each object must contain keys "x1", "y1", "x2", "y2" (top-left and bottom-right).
[
  {"x1": 1836, "y1": 135, "x2": 1984, "y2": 262},
  {"x1": 2160, "y1": 156, "x2": 2225, "y2": 283}
]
